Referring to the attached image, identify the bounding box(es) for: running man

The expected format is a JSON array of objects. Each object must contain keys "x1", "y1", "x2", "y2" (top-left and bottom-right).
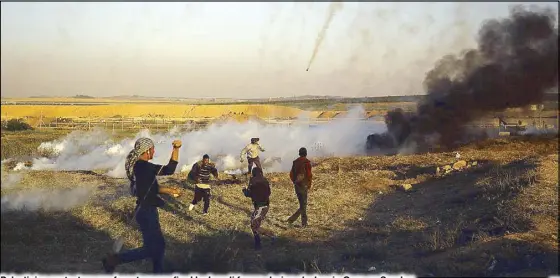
[
  {"x1": 187, "y1": 154, "x2": 218, "y2": 215},
  {"x1": 240, "y1": 138, "x2": 265, "y2": 175},
  {"x1": 287, "y1": 147, "x2": 313, "y2": 227},
  {"x1": 102, "y1": 138, "x2": 182, "y2": 273},
  {"x1": 243, "y1": 167, "x2": 275, "y2": 250}
]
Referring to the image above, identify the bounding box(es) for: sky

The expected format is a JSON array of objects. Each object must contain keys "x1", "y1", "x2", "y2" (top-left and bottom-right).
[{"x1": 1, "y1": 2, "x2": 558, "y2": 99}]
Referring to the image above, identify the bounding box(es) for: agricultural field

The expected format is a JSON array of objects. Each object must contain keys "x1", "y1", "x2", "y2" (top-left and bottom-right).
[
  {"x1": 1, "y1": 127, "x2": 558, "y2": 276},
  {"x1": 0, "y1": 103, "x2": 312, "y2": 122},
  {"x1": 1, "y1": 96, "x2": 558, "y2": 129},
  {"x1": 0, "y1": 97, "x2": 419, "y2": 129},
  {"x1": 1, "y1": 96, "x2": 559, "y2": 275}
]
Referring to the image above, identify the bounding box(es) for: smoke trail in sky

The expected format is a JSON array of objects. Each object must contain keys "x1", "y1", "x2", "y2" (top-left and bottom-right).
[{"x1": 306, "y1": 2, "x2": 344, "y2": 71}]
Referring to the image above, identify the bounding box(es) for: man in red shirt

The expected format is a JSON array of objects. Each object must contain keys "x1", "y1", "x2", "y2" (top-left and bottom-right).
[{"x1": 287, "y1": 147, "x2": 313, "y2": 227}]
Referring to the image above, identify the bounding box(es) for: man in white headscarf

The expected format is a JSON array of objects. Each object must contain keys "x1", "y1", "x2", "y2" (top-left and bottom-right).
[{"x1": 102, "y1": 138, "x2": 182, "y2": 273}]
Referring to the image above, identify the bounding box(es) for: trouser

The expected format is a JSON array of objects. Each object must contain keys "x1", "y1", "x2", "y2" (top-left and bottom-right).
[
  {"x1": 247, "y1": 156, "x2": 262, "y2": 174},
  {"x1": 192, "y1": 186, "x2": 211, "y2": 213},
  {"x1": 250, "y1": 205, "x2": 269, "y2": 236},
  {"x1": 118, "y1": 205, "x2": 165, "y2": 273},
  {"x1": 251, "y1": 205, "x2": 273, "y2": 249},
  {"x1": 288, "y1": 185, "x2": 308, "y2": 226}
]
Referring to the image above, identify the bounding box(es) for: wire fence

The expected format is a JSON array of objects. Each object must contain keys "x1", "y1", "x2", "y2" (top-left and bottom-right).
[
  {"x1": 1, "y1": 115, "x2": 558, "y2": 132},
  {"x1": 0, "y1": 116, "x2": 372, "y2": 132}
]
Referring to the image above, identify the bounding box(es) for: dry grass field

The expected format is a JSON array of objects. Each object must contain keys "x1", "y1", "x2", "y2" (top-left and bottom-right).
[
  {"x1": 2, "y1": 97, "x2": 557, "y2": 133},
  {"x1": 1, "y1": 128, "x2": 558, "y2": 276},
  {"x1": 1, "y1": 104, "x2": 314, "y2": 120},
  {"x1": 2, "y1": 97, "x2": 556, "y2": 128},
  {"x1": 0, "y1": 103, "x2": 328, "y2": 127},
  {"x1": 0, "y1": 97, "x2": 416, "y2": 122}
]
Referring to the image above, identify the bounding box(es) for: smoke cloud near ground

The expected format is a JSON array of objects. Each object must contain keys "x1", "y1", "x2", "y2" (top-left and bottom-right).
[
  {"x1": 520, "y1": 126, "x2": 559, "y2": 136},
  {"x1": 1, "y1": 161, "x2": 23, "y2": 189},
  {"x1": 366, "y1": 5, "x2": 559, "y2": 152},
  {"x1": 15, "y1": 106, "x2": 385, "y2": 176},
  {"x1": 0, "y1": 186, "x2": 94, "y2": 213},
  {"x1": 1, "y1": 173, "x2": 23, "y2": 189}
]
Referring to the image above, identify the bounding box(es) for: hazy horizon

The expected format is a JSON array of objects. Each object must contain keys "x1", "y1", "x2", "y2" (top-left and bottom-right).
[{"x1": 1, "y1": 2, "x2": 557, "y2": 99}]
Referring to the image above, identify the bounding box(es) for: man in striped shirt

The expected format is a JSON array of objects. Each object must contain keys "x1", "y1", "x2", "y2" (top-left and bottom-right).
[{"x1": 187, "y1": 154, "x2": 218, "y2": 215}]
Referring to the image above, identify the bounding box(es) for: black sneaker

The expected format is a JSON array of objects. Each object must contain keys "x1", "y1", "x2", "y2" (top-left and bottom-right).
[
  {"x1": 254, "y1": 235, "x2": 262, "y2": 250},
  {"x1": 102, "y1": 258, "x2": 115, "y2": 273}
]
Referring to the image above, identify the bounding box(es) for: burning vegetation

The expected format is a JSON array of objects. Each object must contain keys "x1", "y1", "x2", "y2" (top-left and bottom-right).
[{"x1": 367, "y1": 6, "x2": 559, "y2": 153}]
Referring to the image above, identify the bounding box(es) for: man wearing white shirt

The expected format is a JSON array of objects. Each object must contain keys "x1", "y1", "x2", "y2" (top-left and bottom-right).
[{"x1": 240, "y1": 138, "x2": 265, "y2": 175}]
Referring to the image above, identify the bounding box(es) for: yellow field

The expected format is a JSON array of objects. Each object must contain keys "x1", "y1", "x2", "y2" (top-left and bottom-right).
[{"x1": 0, "y1": 104, "x2": 320, "y2": 120}]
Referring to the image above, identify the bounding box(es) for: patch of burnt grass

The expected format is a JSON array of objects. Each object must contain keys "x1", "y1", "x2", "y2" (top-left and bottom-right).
[
  {"x1": 340, "y1": 241, "x2": 387, "y2": 262},
  {"x1": 477, "y1": 160, "x2": 539, "y2": 233}
]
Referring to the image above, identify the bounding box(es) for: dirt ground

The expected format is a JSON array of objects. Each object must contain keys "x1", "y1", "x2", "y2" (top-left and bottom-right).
[{"x1": 1, "y1": 134, "x2": 558, "y2": 276}]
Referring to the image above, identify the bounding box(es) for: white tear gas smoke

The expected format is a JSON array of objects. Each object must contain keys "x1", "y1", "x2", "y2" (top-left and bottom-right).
[
  {"x1": 306, "y1": 1, "x2": 344, "y2": 71},
  {"x1": 1, "y1": 161, "x2": 23, "y2": 189},
  {"x1": 1, "y1": 173, "x2": 23, "y2": 189},
  {"x1": 1, "y1": 186, "x2": 94, "y2": 213},
  {"x1": 12, "y1": 162, "x2": 29, "y2": 171},
  {"x1": 520, "y1": 126, "x2": 559, "y2": 136},
  {"x1": 20, "y1": 107, "x2": 385, "y2": 177}
]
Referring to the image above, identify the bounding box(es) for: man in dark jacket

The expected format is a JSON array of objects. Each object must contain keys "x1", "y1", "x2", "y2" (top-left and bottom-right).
[
  {"x1": 187, "y1": 154, "x2": 218, "y2": 214},
  {"x1": 102, "y1": 138, "x2": 182, "y2": 273},
  {"x1": 243, "y1": 167, "x2": 275, "y2": 250},
  {"x1": 287, "y1": 147, "x2": 313, "y2": 227}
]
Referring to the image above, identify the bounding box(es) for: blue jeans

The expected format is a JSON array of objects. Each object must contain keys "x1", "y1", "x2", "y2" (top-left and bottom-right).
[{"x1": 118, "y1": 205, "x2": 165, "y2": 273}]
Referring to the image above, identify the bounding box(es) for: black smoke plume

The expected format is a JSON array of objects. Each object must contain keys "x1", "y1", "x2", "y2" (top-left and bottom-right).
[{"x1": 367, "y1": 5, "x2": 559, "y2": 152}]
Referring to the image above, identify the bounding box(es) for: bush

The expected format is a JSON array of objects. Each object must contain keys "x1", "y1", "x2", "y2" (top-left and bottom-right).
[{"x1": 4, "y1": 119, "x2": 33, "y2": 131}]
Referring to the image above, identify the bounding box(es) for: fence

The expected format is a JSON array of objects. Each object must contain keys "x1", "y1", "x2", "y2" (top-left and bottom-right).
[
  {"x1": 0, "y1": 116, "x2": 371, "y2": 132},
  {"x1": 2, "y1": 115, "x2": 558, "y2": 132},
  {"x1": 35, "y1": 118, "x2": 211, "y2": 132}
]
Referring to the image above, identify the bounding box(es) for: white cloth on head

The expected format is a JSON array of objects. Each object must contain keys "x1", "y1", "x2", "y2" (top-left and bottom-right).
[{"x1": 125, "y1": 137, "x2": 155, "y2": 182}]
